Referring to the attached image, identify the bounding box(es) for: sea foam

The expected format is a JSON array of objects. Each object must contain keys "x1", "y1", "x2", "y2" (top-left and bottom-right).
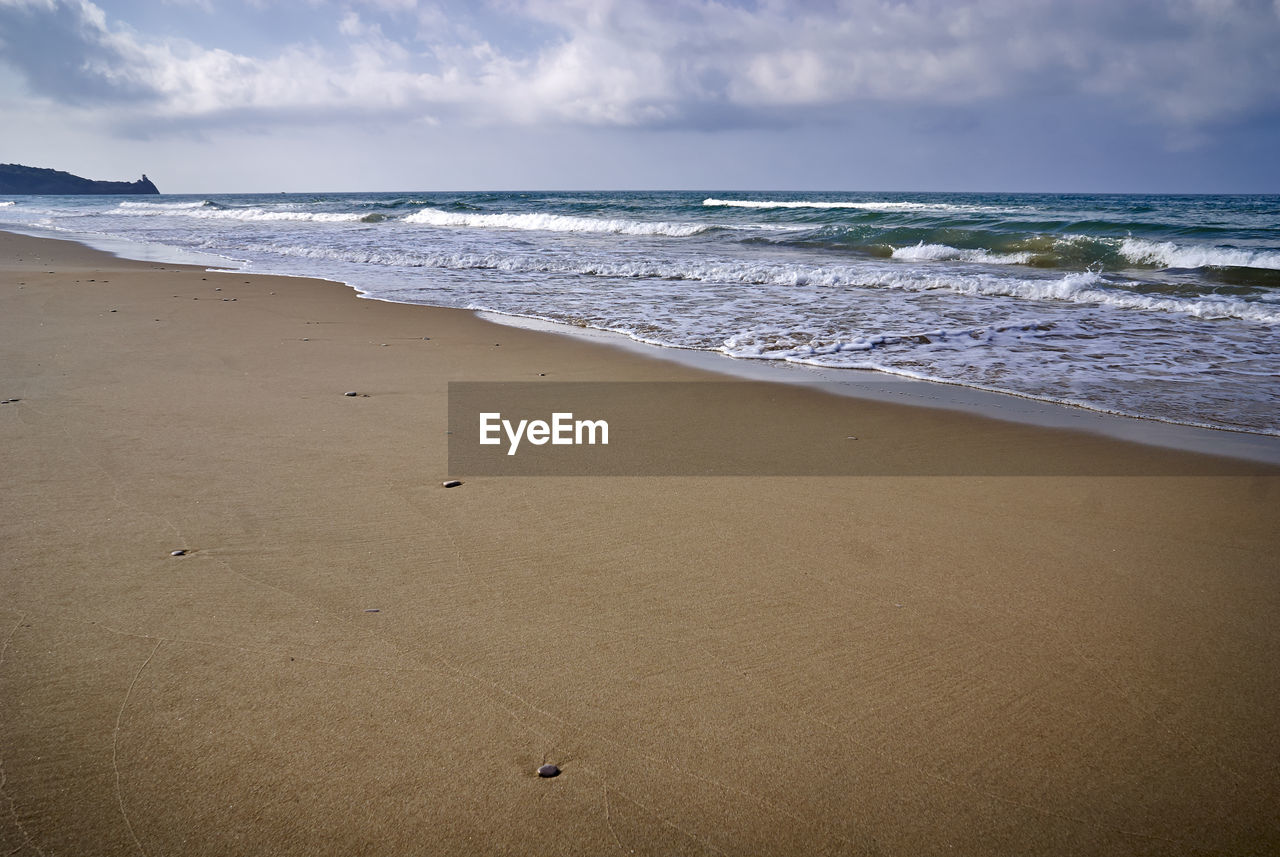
[
  {"x1": 115, "y1": 200, "x2": 370, "y2": 222},
  {"x1": 402, "y1": 207, "x2": 708, "y2": 236},
  {"x1": 1119, "y1": 238, "x2": 1280, "y2": 270},
  {"x1": 702, "y1": 198, "x2": 996, "y2": 213},
  {"x1": 253, "y1": 241, "x2": 1280, "y2": 324},
  {"x1": 890, "y1": 241, "x2": 1032, "y2": 265},
  {"x1": 116, "y1": 200, "x2": 216, "y2": 211}
]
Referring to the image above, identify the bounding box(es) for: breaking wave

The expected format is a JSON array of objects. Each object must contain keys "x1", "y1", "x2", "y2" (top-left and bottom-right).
[
  {"x1": 116, "y1": 200, "x2": 219, "y2": 211},
  {"x1": 115, "y1": 201, "x2": 374, "y2": 222},
  {"x1": 253, "y1": 242, "x2": 1280, "y2": 324},
  {"x1": 402, "y1": 207, "x2": 709, "y2": 236},
  {"x1": 890, "y1": 241, "x2": 1033, "y2": 265},
  {"x1": 703, "y1": 198, "x2": 993, "y2": 213},
  {"x1": 1119, "y1": 238, "x2": 1280, "y2": 271}
]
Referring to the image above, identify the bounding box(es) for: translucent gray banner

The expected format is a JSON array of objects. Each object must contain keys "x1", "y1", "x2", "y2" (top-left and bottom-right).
[{"x1": 447, "y1": 382, "x2": 1274, "y2": 476}]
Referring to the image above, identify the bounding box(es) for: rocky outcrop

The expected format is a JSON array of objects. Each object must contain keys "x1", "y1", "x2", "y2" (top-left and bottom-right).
[{"x1": 0, "y1": 164, "x2": 159, "y2": 195}]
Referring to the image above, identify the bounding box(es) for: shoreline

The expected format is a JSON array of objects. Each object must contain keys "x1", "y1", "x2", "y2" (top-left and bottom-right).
[
  {"x1": 2, "y1": 229, "x2": 1278, "y2": 855},
  {"x1": 473, "y1": 308, "x2": 1280, "y2": 465},
  {"x1": 10, "y1": 221, "x2": 1280, "y2": 465}
]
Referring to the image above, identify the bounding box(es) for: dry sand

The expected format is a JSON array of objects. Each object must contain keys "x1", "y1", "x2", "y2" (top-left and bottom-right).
[{"x1": 2, "y1": 230, "x2": 1278, "y2": 856}]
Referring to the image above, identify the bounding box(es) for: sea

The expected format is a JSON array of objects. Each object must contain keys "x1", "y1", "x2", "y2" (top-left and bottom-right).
[{"x1": 2, "y1": 191, "x2": 1278, "y2": 436}]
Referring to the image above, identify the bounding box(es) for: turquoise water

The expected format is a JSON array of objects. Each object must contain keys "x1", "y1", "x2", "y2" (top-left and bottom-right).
[{"x1": 3, "y1": 191, "x2": 1277, "y2": 433}]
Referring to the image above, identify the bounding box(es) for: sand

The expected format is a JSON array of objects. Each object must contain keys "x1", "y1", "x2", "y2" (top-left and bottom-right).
[{"x1": 1, "y1": 230, "x2": 1278, "y2": 856}]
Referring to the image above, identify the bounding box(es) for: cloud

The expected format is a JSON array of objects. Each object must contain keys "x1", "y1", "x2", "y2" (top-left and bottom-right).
[
  {"x1": 1, "y1": 0, "x2": 1277, "y2": 139},
  {"x1": 0, "y1": 0, "x2": 156, "y2": 103}
]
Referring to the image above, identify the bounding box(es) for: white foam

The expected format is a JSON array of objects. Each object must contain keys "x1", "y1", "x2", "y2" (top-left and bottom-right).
[
  {"x1": 720, "y1": 320, "x2": 1057, "y2": 360},
  {"x1": 401, "y1": 207, "x2": 708, "y2": 236},
  {"x1": 1120, "y1": 238, "x2": 1280, "y2": 270},
  {"x1": 890, "y1": 241, "x2": 1032, "y2": 265},
  {"x1": 252, "y1": 242, "x2": 1280, "y2": 324},
  {"x1": 702, "y1": 198, "x2": 983, "y2": 212},
  {"x1": 904, "y1": 269, "x2": 1280, "y2": 323},
  {"x1": 116, "y1": 203, "x2": 368, "y2": 223},
  {"x1": 116, "y1": 200, "x2": 212, "y2": 211},
  {"x1": 0, "y1": 201, "x2": 15, "y2": 207}
]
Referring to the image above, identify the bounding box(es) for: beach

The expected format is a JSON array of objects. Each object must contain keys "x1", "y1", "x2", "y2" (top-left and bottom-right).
[{"x1": 2, "y1": 229, "x2": 1278, "y2": 855}]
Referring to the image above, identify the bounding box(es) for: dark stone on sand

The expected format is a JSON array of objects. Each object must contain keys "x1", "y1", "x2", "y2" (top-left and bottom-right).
[
  {"x1": 537, "y1": 764, "x2": 560, "y2": 778},
  {"x1": 345, "y1": 391, "x2": 359, "y2": 397},
  {"x1": 442, "y1": 480, "x2": 463, "y2": 488}
]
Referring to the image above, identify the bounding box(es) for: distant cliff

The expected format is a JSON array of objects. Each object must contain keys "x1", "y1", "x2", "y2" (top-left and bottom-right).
[{"x1": 0, "y1": 164, "x2": 159, "y2": 195}]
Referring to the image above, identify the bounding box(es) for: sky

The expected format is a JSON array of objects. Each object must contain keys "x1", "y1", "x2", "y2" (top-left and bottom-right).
[{"x1": 1, "y1": 0, "x2": 1279, "y2": 193}]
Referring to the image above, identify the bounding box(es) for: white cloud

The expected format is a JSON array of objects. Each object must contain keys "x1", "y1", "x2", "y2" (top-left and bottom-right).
[{"x1": 0, "y1": 0, "x2": 1277, "y2": 137}]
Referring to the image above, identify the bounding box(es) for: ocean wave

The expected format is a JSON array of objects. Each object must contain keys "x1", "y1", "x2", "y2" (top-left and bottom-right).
[
  {"x1": 401, "y1": 207, "x2": 709, "y2": 236},
  {"x1": 116, "y1": 200, "x2": 217, "y2": 211},
  {"x1": 0, "y1": 201, "x2": 15, "y2": 207},
  {"x1": 1119, "y1": 238, "x2": 1280, "y2": 271},
  {"x1": 116, "y1": 202, "x2": 370, "y2": 223},
  {"x1": 721, "y1": 320, "x2": 1058, "y2": 359},
  {"x1": 251, "y1": 242, "x2": 1280, "y2": 324},
  {"x1": 702, "y1": 198, "x2": 987, "y2": 213},
  {"x1": 901, "y1": 270, "x2": 1280, "y2": 323},
  {"x1": 890, "y1": 241, "x2": 1033, "y2": 265}
]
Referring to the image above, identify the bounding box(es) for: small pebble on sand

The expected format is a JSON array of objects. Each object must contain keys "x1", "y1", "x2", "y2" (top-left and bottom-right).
[
  {"x1": 443, "y1": 480, "x2": 463, "y2": 488},
  {"x1": 537, "y1": 764, "x2": 560, "y2": 778}
]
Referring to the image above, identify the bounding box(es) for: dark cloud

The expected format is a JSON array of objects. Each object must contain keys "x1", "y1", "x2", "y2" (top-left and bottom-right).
[{"x1": 0, "y1": 0, "x2": 157, "y2": 103}]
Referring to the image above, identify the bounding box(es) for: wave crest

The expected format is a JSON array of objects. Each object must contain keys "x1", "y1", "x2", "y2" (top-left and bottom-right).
[
  {"x1": 1120, "y1": 238, "x2": 1280, "y2": 271},
  {"x1": 116, "y1": 200, "x2": 217, "y2": 211},
  {"x1": 890, "y1": 241, "x2": 1032, "y2": 265},
  {"x1": 117, "y1": 202, "x2": 367, "y2": 222},
  {"x1": 703, "y1": 198, "x2": 977, "y2": 212},
  {"x1": 402, "y1": 208, "x2": 708, "y2": 236}
]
